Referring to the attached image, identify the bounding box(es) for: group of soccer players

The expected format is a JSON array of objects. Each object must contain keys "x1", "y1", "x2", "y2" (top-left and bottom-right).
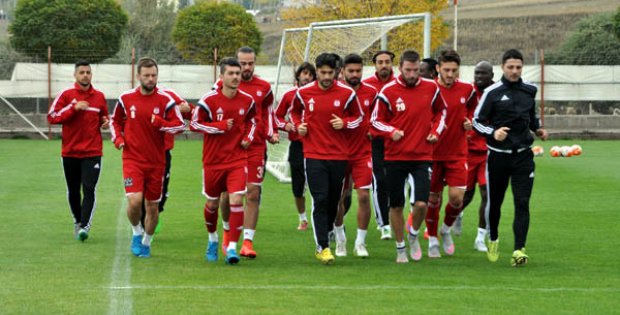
[{"x1": 49, "y1": 45, "x2": 546, "y2": 267}]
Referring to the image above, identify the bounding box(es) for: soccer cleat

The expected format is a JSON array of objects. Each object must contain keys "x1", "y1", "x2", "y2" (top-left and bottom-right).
[
  {"x1": 407, "y1": 233, "x2": 422, "y2": 261},
  {"x1": 474, "y1": 238, "x2": 488, "y2": 252},
  {"x1": 131, "y1": 235, "x2": 142, "y2": 256},
  {"x1": 315, "y1": 248, "x2": 335, "y2": 265},
  {"x1": 453, "y1": 215, "x2": 463, "y2": 236},
  {"x1": 225, "y1": 248, "x2": 240, "y2": 265},
  {"x1": 380, "y1": 226, "x2": 392, "y2": 240},
  {"x1": 205, "y1": 241, "x2": 218, "y2": 262},
  {"x1": 240, "y1": 240, "x2": 257, "y2": 259},
  {"x1": 396, "y1": 247, "x2": 408, "y2": 263},
  {"x1": 511, "y1": 248, "x2": 529, "y2": 267},
  {"x1": 335, "y1": 234, "x2": 347, "y2": 257},
  {"x1": 297, "y1": 220, "x2": 308, "y2": 231},
  {"x1": 77, "y1": 228, "x2": 89, "y2": 242},
  {"x1": 441, "y1": 230, "x2": 455, "y2": 256},
  {"x1": 353, "y1": 243, "x2": 369, "y2": 258},
  {"x1": 428, "y1": 237, "x2": 441, "y2": 258},
  {"x1": 221, "y1": 229, "x2": 230, "y2": 253},
  {"x1": 487, "y1": 239, "x2": 499, "y2": 262},
  {"x1": 138, "y1": 245, "x2": 151, "y2": 258}
]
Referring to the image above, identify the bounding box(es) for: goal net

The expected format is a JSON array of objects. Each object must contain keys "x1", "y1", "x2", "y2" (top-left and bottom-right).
[{"x1": 267, "y1": 13, "x2": 432, "y2": 182}]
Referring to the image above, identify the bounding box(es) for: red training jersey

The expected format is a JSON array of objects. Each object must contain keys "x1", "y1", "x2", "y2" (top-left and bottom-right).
[
  {"x1": 371, "y1": 76, "x2": 446, "y2": 161},
  {"x1": 468, "y1": 84, "x2": 489, "y2": 153},
  {"x1": 274, "y1": 86, "x2": 301, "y2": 142},
  {"x1": 48, "y1": 83, "x2": 109, "y2": 158},
  {"x1": 362, "y1": 72, "x2": 395, "y2": 92},
  {"x1": 291, "y1": 80, "x2": 362, "y2": 160},
  {"x1": 190, "y1": 89, "x2": 257, "y2": 170},
  {"x1": 346, "y1": 82, "x2": 377, "y2": 159},
  {"x1": 111, "y1": 86, "x2": 185, "y2": 167},
  {"x1": 432, "y1": 79, "x2": 476, "y2": 161}
]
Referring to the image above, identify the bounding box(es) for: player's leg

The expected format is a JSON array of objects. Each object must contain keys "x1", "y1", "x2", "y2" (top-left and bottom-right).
[
  {"x1": 371, "y1": 138, "x2": 390, "y2": 239},
  {"x1": 439, "y1": 160, "x2": 467, "y2": 255},
  {"x1": 241, "y1": 155, "x2": 265, "y2": 258},
  {"x1": 334, "y1": 173, "x2": 351, "y2": 257},
  {"x1": 474, "y1": 154, "x2": 489, "y2": 251},
  {"x1": 123, "y1": 162, "x2": 146, "y2": 256},
  {"x1": 351, "y1": 157, "x2": 372, "y2": 258},
  {"x1": 408, "y1": 161, "x2": 431, "y2": 261},
  {"x1": 158, "y1": 150, "x2": 172, "y2": 214},
  {"x1": 289, "y1": 140, "x2": 307, "y2": 230},
  {"x1": 385, "y1": 161, "x2": 409, "y2": 263},
  {"x1": 305, "y1": 158, "x2": 333, "y2": 264},
  {"x1": 425, "y1": 161, "x2": 444, "y2": 257},
  {"x1": 62, "y1": 157, "x2": 82, "y2": 237},
  {"x1": 510, "y1": 151, "x2": 535, "y2": 266},
  {"x1": 220, "y1": 192, "x2": 230, "y2": 252},
  {"x1": 202, "y1": 167, "x2": 227, "y2": 262},
  {"x1": 485, "y1": 151, "x2": 511, "y2": 262},
  {"x1": 138, "y1": 166, "x2": 165, "y2": 258},
  {"x1": 327, "y1": 160, "x2": 348, "y2": 260},
  {"x1": 226, "y1": 165, "x2": 247, "y2": 264},
  {"x1": 77, "y1": 156, "x2": 102, "y2": 240}
]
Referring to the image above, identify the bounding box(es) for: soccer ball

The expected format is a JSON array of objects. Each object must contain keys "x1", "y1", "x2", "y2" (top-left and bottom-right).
[
  {"x1": 532, "y1": 145, "x2": 544, "y2": 156},
  {"x1": 560, "y1": 146, "x2": 573, "y2": 157},
  {"x1": 550, "y1": 146, "x2": 561, "y2": 157},
  {"x1": 571, "y1": 144, "x2": 582, "y2": 156}
]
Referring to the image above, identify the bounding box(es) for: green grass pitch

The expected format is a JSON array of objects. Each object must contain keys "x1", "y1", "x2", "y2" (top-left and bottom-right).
[{"x1": 0, "y1": 139, "x2": 619, "y2": 314}]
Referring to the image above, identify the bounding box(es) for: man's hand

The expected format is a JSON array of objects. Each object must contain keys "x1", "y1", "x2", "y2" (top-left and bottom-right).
[
  {"x1": 298, "y1": 123, "x2": 308, "y2": 136},
  {"x1": 74, "y1": 101, "x2": 89, "y2": 111},
  {"x1": 535, "y1": 128, "x2": 548, "y2": 141},
  {"x1": 330, "y1": 114, "x2": 344, "y2": 130},
  {"x1": 493, "y1": 126, "x2": 510, "y2": 141},
  {"x1": 178, "y1": 101, "x2": 191, "y2": 113},
  {"x1": 101, "y1": 116, "x2": 110, "y2": 129},
  {"x1": 426, "y1": 133, "x2": 438, "y2": 144},
  {"x1": 268, "y1": 133, "x2": 280, "y2": 144},
  {"x1": 284, "y1": 122, "x2": 294, "y2": 132},
  {"x1": 463, "y1": 117, "x2": 472, "y2": 131},
  {"x1": 226, "y1": 118, "x2": 234, "y2": 130},
  {"x1": 240, "y1": 140, "x2": 250, "y2": 149},
  {"x1": 391, "y1": 130, "x2": 404, "y2": 141}
]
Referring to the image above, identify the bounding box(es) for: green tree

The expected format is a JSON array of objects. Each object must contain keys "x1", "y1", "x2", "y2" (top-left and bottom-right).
[
  {"x1": 613, "y1": 6, "x2": 620, "y2": 41},
  {"x1": 547, "y1": 12, "x2": 620, "y2": 65},
  {"x1": 9, "y1": 0, "x2": 127, "y2": 63},
  {"x1": 123, "y1": 0, "x2": 179, "y2": 60},
  {"x1": 172, "y1": 1, "x2": 263, "y2": 64}
]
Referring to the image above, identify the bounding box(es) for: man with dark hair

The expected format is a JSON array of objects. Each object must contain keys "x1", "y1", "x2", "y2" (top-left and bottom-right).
[
  {"x1": 420, "y1": 58, "x2": 438, "y2": 79},
  {"x1": 473, "y1": 49, "x2": 548, "y2": 266},
  {"x1": 363, "y1": 50, "x2": 396, "y2": 240},
  {"x1": 48, "y1": 60, "x2": 109, "y2": 242},
  {"x1": 456, "y1": 60, "x2": 494, "y2": 252},
  {"x1": 190, "y1": 57, "x2": 256, "y2": 265},
  {"x1": 111, "y1": 57, "x2": 185, "y2": 258},
  {"x1": 332, "y1": 53, "x2": 377, "y2": 258},
  {"x1": 291, "y1": 52, "x2": 362, "y2": 264},
  {"x1": 421, "y1": 49, "x2": 476, "y2": 258},
  {"x1": 274, "y1": 62, "x2": 316, "y2": 230},
  {"x1": 371, "y1": 49, "x2": 446, "y2": 263}
]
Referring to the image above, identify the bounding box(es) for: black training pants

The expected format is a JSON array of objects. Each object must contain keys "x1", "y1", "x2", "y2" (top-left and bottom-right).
[
  {"x1": 371, "y1": 138, "x2": 390, "y2": 227},
  {"x1": 62, "y1": 156, "x2": 102, "y2": 231}
]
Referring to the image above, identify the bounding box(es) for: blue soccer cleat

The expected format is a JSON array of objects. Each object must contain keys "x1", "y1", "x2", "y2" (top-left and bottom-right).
[
  {"x1": 138, "y1": 245, "x2": 151, "y2": 258},
  {"x1": 131, "y1": 235, "x2": 142, "y2": 256},
  {"x1": 225, "y1": 248, "x2": 240, "y2": 265},
  {"x1": 205, "y1": 241, "x2": 219, "y2": 262}
]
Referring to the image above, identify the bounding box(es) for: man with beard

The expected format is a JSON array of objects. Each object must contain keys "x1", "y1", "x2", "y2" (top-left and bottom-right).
[
  {"x1": 111, "y1": 57, "x2": 185, "y2": 258},
  {"x1": 48, "y1": 60, "x2": 109, "y2": 241},
  {"x1": 371, "y1": 50, "x2": 446, "y2": 263},
  {"x1": 362, "y1": 50, "x2": 396, "y2": 240}
]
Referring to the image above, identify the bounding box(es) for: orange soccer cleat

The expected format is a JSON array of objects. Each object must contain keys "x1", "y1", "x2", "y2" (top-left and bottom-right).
[{"x1": 240, "y1": 239, "x2": 257, "y2": 259}]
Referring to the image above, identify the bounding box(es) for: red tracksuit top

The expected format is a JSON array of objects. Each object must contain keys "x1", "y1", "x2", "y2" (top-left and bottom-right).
[
  {"x1": 190, "y1": 89, "x2": 257, "y2": 170},
  {"x1": 371, "y1": 76, "x2": 446, "y2": 161},
  {"x1": 111, "y1": 87, "x2": 185, "y2": 167},
  {"x1": 432, "y1": 79, "x2": 477, "y2": 161},
  {"x1": 362, "y1": 72, "x2": 395, "y2": 92},
  {"x1": 345, "y1": 82, "x2": 378, "y2": 160},
  {"x1": 47, "y1": 83, "x2": 109, "y2": 158},
  {"x1": 290, "y1": 80, "x2": 363, "y2": 160},
  {"x1": 274, "y1": 86, "x2": 301, "y2": 142},
  {"x1": 467, "y1": 85, "x2": 489, "y2": 153}
]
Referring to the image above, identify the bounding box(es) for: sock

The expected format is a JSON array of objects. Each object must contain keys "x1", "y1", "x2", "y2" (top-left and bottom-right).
[
  {"x1": 208, "y1": 232, "x2": 218, "y2": 243},
  {"x1": 429, "y1": 236, "x2": 439, "y2": 247},
  {"x1": 409, "y1": 227, "x2": 419, "y2": 237},
  {"x1": 299, "y1": 212, "x2": 307, "y2": 222},
  {"x1": 131, "y1": 224, "x2": 144, "y2": 236},
  {"x1": 334, "y1": 225, "x2": 346, "y2": 241},
  {"x1": 244, "y1": 229, "x2": 255, "y2": 242},
  {"x1": 227, "y1": 241, "x2": 237, "y2": 251},
  {"x1": 229, "y1": 204, "x2": 244, "y2": 243},
  {"x1": 203, "y1": 205, "x2": 218, "y2": 233},
  {"x1": 440, "y1": 222, "x2": 451, "y2": 235},
  {"x1": 476, "y1": 227, "x2": 487, "y2": 240},
  {"x1": 355, "y1": 229, "x2": 367, "y2": 245},
  {"x1": 425, "y1": 200, "x2": 440, "y2": 237},
  {"x1": 443, "y1": 203, "x2": 463, "y2": 226},
  {"x1": 142, "y1": 234, "x2": 153, "y2": 247},
  {"x1": 396, "y1": 241, "x2": 406, "y2": 250},
  {"x1": 222, "y1": 220, "x2": 230, "y2": 231}
]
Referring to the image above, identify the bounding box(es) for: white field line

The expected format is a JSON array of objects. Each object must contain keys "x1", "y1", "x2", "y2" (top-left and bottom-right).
[
  {"x1": 107, "y1": 284, "x2": 620, "y2": 293},
  {"x1": 108, "y1": 198, "x2": 132, "y2": 315}
]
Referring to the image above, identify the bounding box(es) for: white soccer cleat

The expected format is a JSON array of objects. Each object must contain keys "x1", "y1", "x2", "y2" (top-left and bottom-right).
[
  {"x1": 407, "y1": 233, "x2": 422, "y2": 261},
  {"x1": 428, "y1": 237, "x2": 441, "y2": 258},
  {"x1": 474, "y1": 238, "x2": 488, "y2": 252},
  {"x1": 380, "y1": 226, "x2": 392, "y2": 240},
  {"x1": 396, "y1": 248, "x2": 409, "y2": 263},
  {"x1": 441, "y1": 230, "x2": 455, "y2": 256},
  {"x1": 335, "y1": 240, "x2": 347, "y2": 257},
  {"x1": 353, "y1": 243, "x2": 369, "y2": 258}
]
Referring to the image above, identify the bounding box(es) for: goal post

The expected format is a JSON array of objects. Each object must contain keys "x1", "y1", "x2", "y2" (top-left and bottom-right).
[{"x1": 267, "y1": 13, "x2": 433, "y2": 182}]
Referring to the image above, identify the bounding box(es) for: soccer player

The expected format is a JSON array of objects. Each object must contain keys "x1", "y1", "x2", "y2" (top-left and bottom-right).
[
  {"x1": 362, "y1": 50, "x2": 396, "y2": 240},
  {"x1": 333, "y1": 53, "x2": 377, "y2": 258},
  {"x1": 110, "y1": 57, "x2": 185, "y2": 258},
  {"x1": 423, "y1": 49, "x2": 476, "y2": 258},
  {"x1": 190, "y1": 57, "x2": 256, "y2": 265},
  {"x1": 290, "y1": 52, "x2": 362, "y2": 265},
  {"x1": 473, "y1": 49, "x2": 548, "y2": 266},
  {"x1": 371, "y1": 50, "x2": 446, "y2": 263},
  {"x1": 456, "y1": 61, "x2": 495, "y2": 252},
  {"x1": 47, "y1": 60, "x2": 109, "y2": 241},
  {"x1": 420, "y1": 58, "x2": 438, "y2": 79},
  {"x1": 274, "y1": 62, "x2": 316, "y2": 230}
]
